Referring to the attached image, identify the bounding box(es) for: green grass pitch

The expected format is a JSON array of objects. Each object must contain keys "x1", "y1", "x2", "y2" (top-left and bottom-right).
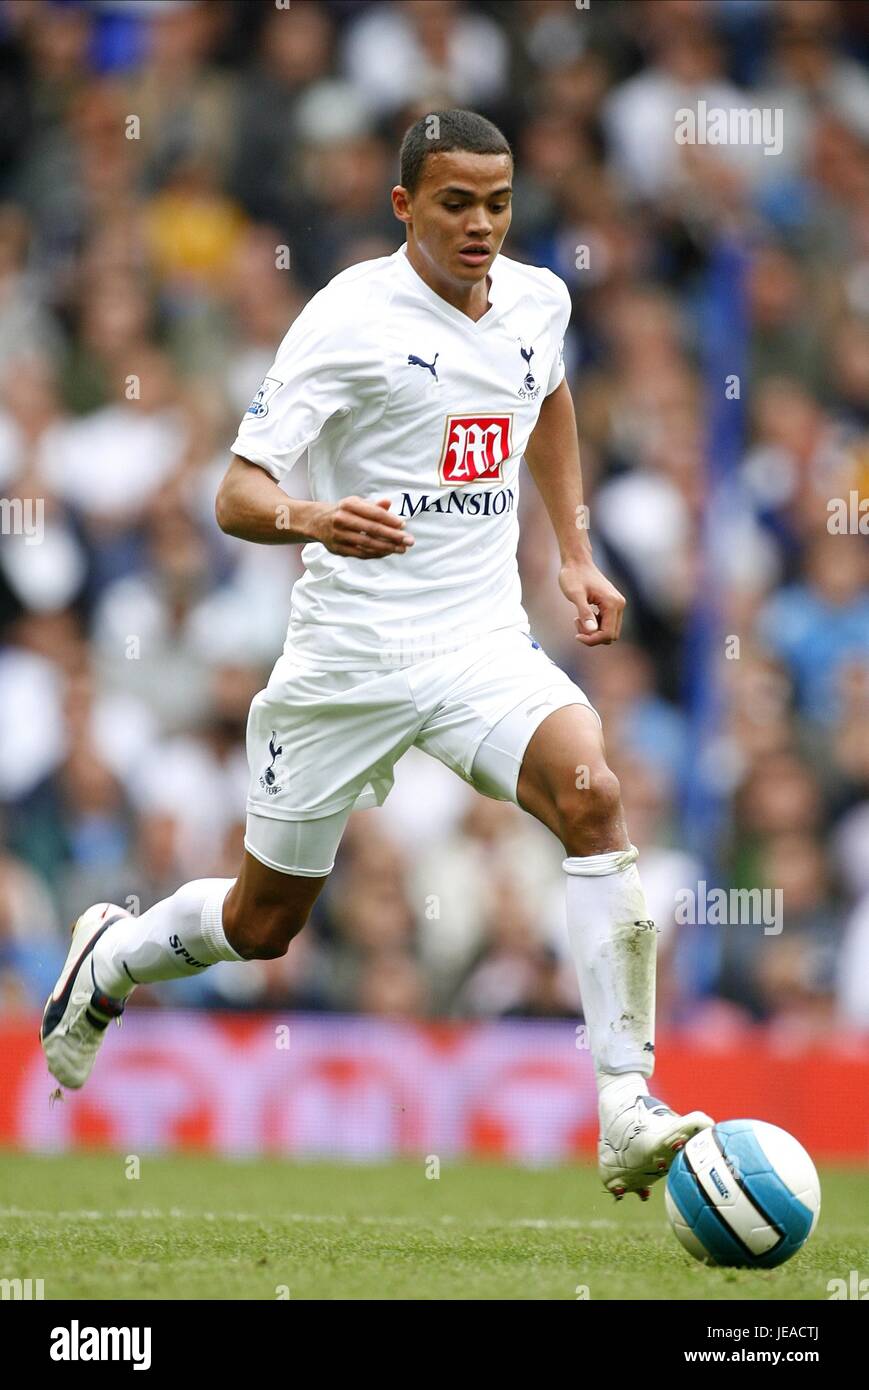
[{"x1": 0, "y1": 1150, "x2": 865, "y2": 1300}]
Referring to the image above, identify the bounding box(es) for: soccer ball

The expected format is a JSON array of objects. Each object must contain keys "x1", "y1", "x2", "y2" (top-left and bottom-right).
[{"x1": 665, "y1": 1119, "x2": 820, "y2": 1268}]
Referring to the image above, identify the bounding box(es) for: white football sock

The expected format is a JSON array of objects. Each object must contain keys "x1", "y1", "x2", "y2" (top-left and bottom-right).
[
  {"x1": 563, "y1": 844, "x2": 657, "y2": 1124},
  {"x1": 91, "y1": 878, "x2": 243, "y2": 997}
]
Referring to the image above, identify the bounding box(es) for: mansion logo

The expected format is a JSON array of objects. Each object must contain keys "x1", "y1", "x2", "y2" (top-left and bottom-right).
[
  {"x1": 399, "y1": 486, "x2": 515, "y2": 519},
  {"x1": 439, "y1": 415, "x2": 512, "y2": 484}
]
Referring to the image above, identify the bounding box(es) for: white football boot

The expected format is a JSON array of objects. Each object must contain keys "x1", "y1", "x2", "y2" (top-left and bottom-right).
[
  {"x1": 41, "y1": 902, "x2": 131, "y2": 1090},
  {"x1": 599, "y1": 1093, "x2": 715, "y2": 1201}
]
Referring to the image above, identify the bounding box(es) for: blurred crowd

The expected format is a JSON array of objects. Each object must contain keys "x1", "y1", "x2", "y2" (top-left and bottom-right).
[{"x1": 0, "y1": 0, "x2": 867, "y2": 1038}]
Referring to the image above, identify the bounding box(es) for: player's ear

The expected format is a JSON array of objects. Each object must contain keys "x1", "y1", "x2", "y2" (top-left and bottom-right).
[{"x1": 391, "y1": 186, "x2": 412, "y2": 224}]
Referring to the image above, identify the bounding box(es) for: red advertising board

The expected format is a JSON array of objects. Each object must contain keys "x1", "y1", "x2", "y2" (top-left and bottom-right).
[{"x1": 1, "y1": 1014, "x2": 866, "y2": 1163}]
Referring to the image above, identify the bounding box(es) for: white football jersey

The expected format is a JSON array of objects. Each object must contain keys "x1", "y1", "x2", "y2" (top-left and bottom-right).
[{"x1": 230, "y1": 243, "x2": 571, "y2": 669}]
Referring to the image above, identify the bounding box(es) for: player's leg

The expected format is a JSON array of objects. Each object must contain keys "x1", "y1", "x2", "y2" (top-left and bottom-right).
[
  {"x1": 76, "y1": 652, "x2": 415, "y2": 1022},
  {"x1": 93, "y1": 805, "x2": 348, "y2": 986},
  {"x1": 492, "y1": 701, "x2": 713, "y2": 1199},
  {"x1": 222, "y1": 833, "x2": 334, "y2": 959},
  {"x1": 41, "y1": 807, "x2": 348, "y2": 1090},
  {"x1": 512, "y1": 703, "x2": 655, "y2": 1127},
  {"x1": 511, "y1": 701, "x2": 629, "y2": 849},
  {"x1": 412, "y1": 627, "x2": 712, "y2": 1201},
  {"x1": 42, "y1": 647, "x2": 421, "y2": 1091}
]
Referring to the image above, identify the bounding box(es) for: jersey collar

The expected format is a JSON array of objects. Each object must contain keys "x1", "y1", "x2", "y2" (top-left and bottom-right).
[{"x1": 395, "y1": 243, "x2": 503, "y2": 331}]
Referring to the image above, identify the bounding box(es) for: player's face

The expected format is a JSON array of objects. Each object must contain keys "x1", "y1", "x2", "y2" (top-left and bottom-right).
[{"x1": 395, "y1": 151, "x2": 513, "y2": 288}]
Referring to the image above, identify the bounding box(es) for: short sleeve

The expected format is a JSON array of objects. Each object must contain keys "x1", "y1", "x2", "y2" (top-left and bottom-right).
[
  {"x1": 545, "y1": 276, "x2": 573, "y2": 397},
  {"x1": 230, "y1": 294, "x2": 387, "y2": 483}
]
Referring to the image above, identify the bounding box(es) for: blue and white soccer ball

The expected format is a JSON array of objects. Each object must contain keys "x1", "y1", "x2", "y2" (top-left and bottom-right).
[{"x1": 665, "y1": 1119, "x2": 821, "y2": 1269}]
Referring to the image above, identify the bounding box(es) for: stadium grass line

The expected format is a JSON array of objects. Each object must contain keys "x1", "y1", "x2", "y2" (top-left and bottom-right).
[
  {"x1": 0, "y1": 1205, "x2": 619, "y2": 1231},
  {"x1": 1, "y1": 1150, "x2": 865, "y2": 1300}
]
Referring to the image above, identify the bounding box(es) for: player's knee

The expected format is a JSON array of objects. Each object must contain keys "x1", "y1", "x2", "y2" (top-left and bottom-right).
[
  {"x1": 223, "y1": 897, "x2": 307, "y2": 960},
  {"x1": 554, "y1": 765, "x2": 623, "y2": 848}
]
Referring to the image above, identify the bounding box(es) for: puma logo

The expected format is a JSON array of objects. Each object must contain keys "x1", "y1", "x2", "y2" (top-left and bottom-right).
[{"x1": 407, "y1": 352, "x2": 439, "y2": 381}]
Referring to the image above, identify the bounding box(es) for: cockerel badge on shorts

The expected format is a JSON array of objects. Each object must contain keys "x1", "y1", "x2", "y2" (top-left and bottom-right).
[
  {"x1": 439, "y1": 414, "x2": 512, "y2": 485},
  {"x1": 259, "y1": 730, "x2": 285, "y2": 795}
]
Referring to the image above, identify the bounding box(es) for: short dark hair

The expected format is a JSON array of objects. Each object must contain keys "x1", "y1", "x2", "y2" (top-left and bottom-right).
[{"x1": 399, "y1": 109, "x2": 512, "y2": 192}]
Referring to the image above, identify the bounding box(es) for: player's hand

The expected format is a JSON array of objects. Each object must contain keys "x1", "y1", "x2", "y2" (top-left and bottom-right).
[
  {"x1": 314, "y1": 497, "x2": 415, "y2": 559},
  {"x1": 559, "y1": 555, "x2": 626, "y2": 646}
]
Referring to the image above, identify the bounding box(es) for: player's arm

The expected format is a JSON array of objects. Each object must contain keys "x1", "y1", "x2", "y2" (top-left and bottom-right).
[
  {"x1": 215, "y1": 454, "x2": 413, "y2": 559},
  {"x1": 523, "y1": 378, "x2": 626, "y2": 646}
]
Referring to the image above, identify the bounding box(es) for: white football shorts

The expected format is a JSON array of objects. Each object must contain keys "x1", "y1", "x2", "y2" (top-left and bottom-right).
[{"x1": 244, "y1": 625, "x2": 600, "y2": 876}]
